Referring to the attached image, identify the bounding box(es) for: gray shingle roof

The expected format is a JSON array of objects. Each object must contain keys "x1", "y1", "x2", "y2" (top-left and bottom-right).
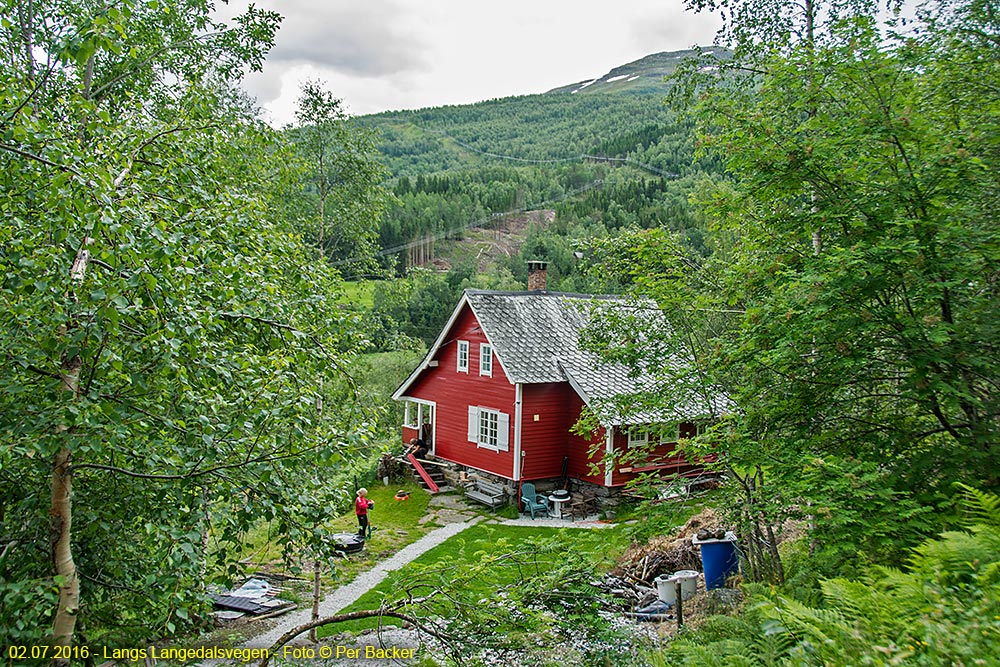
[
  {"x1": 467, "y1": 290, "x2": 702, "y2": 424},
  {"x1": 464, "y1": 290, "x2": 601, "y2": 384},
  {"x1": 394, "y1": 289, "x2": 722, "y2": 425}
]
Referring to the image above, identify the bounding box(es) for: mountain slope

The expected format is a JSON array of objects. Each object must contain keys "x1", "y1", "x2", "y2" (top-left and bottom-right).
[
  {"x1": 352, "y1": 48, "x2": 720, "y2": 180},
  {"x1": 546, "y1": 47, "x2": 724, "y2": 95},
  {"x1": 342, "y1": 49, "x2": 718, "y2": 286}
]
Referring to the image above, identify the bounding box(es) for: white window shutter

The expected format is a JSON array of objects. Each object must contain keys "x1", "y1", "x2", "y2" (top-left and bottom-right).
[
  {"x1": 497, "y1": 412, "x2": 510, "y2": 451},
  {"x1": 468, "y1": 406, "x2": 479, "y2": 442}
]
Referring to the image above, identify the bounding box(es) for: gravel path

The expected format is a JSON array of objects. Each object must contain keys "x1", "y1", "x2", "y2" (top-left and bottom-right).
[
  {"x1": 242, "y1": 516, "x2": 483, "y2": 650},
  {"x1": 205, "y1": 500, "x2": 614, "y2": 666}
]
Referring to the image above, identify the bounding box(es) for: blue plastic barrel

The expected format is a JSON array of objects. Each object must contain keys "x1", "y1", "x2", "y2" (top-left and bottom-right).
[{"x1": 692, "y1": 532, "x2": 739, "y2": 589}]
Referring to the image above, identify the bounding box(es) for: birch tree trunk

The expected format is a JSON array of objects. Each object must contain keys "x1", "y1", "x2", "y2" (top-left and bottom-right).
[
  {"x1": 310, "y1": 559, "x2": 321, "y2": 642},
  {"x1": 50, "y1": 239, "x2": 92, "y2": 658},
  {"x1": 15, "y1": 0, "x2": 35, "y2": 81},
  {"x1": 49, "y1": 446, "x2": 78, "y2": 657}
]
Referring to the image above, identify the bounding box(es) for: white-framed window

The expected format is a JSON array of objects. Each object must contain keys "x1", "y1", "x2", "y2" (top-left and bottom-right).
[
  {"x1": 404, "y1": 401, "x2": 419, "y2": 428},
  {"x1": 659, "y1": 423, "x2": 682, "y2": 444},
  {"x1": 672, "y1": 421, "x2": 708, "y2": 441},
  {"x1": 480, "y1": 410, "x2": 499, "y2": 447},
  {"x1": 467, "y1": 406, "x2": 509, "y2": 451},
  {"x1": 403, "y1": 400, "x2": 432, "y2": 429},
  {"x1": 630, "y1": 423, "x2": 683, "y2": 444},
  {"x1": 688, "y1": 421, "x2": 709, "y2": 438},
  {"x1": 627, "y1": 427, "x2": 649, "y2": 448},
  {"x1": 479, "y1": 343, "x2": 493, "y2": 377},
  {"x1": 456, "y1": 340, "x2": 469, "y2": 373}
]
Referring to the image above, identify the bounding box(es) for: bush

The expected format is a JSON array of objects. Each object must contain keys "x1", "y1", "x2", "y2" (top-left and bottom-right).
[{"x1": 652, "y1": 487, "x2": 1000, "y2": 667}]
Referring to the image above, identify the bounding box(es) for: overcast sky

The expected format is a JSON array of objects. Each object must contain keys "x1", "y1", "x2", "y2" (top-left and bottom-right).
[{"x1": 220, "y1": 1, "x2": 721, "y2": 125}]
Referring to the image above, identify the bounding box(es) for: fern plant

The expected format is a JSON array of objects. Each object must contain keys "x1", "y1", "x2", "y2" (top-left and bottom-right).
[{"x1": 650, "y1": 487, "x2": 1000, "y2": 667}]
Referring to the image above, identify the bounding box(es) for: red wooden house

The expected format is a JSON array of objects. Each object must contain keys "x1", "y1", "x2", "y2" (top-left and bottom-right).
[{"x1": 392, "y1": 271, "x2": 718, "y2": 493}]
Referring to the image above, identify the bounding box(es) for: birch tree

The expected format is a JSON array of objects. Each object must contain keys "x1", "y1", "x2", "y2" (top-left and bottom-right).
[
  {"x1": 287, "y1": 81, "x2": 391, "y2": 274},
  {"x1": 0, "y1": 0, "x2": 380, "y2": 651}
]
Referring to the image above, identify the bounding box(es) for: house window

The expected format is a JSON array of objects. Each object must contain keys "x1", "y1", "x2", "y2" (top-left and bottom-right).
[
  {"x1": 689, "y1": 421, "x2": 709, "y2": 438},
  {"x1": 467, "y1": 406, "x2": 509, "y2": 451},
  {"x1": 404, "y1": 400, "x2": 431, "y2": 429},
  {"x1": 627, "y1": 427, "x2": 648, "y2": 448},
  {"x1": 456, "y1": 340, "x2": 469, "y2": 373},
  {"x1": 479, "y1": 343, "x2": 493, "y2": 377},
  {"x1": 660, "y1": 423, "x2": 681, "y2": 443},
  {"x1": 479, "y1": 410, "x2": 499, "y2": 448},
  {"x1": 629, "y1": 423, "x2": 682, "y2": 444},
  {"x1": 403, "y1": 401, "x2": 419, "y2": 428},
  {"x1": 674, "y1": 421, "x2": 707, "y2": 440}
]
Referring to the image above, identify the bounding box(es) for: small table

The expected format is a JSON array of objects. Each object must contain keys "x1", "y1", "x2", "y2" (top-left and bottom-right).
[{"x1": 548, "y1": 494, "x2": 571, "y2": 519}]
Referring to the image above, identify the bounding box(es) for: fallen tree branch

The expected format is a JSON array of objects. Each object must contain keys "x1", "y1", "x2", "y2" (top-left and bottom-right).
[{"x1": 257, "y1": 603, "x2": 445, "y2": 667}]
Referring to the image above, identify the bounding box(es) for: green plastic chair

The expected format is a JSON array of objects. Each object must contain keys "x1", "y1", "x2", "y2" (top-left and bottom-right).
[{"x1": 520, "y1": 482, "x2": 549, "y2": 519}]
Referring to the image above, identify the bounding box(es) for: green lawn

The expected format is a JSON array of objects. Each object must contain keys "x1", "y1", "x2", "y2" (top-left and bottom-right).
[
  {"x1": 338, "y1": 280, "x2": 378, "y2": 308},
  {"x1": 227, "y1": 482, "x2": 433, "y2": 583},
  {"x1": 319, "y1": 522, "x2": 627, "y2": 636},
  {"x1": 323, "y1": 482, "x2": 437, "y2": 585}
]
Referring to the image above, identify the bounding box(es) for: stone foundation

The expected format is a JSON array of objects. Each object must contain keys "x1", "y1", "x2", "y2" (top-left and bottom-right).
[{"x1": 427, "y1": 459, "x2": 628, "y2": 513}]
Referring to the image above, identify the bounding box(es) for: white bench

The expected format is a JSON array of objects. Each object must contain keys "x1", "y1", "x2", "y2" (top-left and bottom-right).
[{"x1": 465, "y1": 478, "x2": 506, "y2": 510}]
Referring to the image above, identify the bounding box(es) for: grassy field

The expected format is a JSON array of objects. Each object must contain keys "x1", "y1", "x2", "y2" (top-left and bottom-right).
[
  {"x1": 348, "y1": 349, "x2": 426, "y2": 440},
  {"x1": 339, "y1": 280, "x2": 379, "y2": 308},
  {"x1": 319, "y1": 522, "x2": 628, "y2": 636},
  {"x1": 230, "y1": 482, "x2": 434, "y2": 582},
  {"x1": 322, "y1": 482, "x2": 438, "y2": 585},
  {"x1": 223, "y1": 473, "x2": 717, "y2": 648}
]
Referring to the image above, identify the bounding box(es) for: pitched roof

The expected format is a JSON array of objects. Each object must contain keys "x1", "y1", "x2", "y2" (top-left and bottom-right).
[
  {"x1": 393, "y1": 289, "x2": 719, "y2": 425},
  {"x1": 463, "y1": 290, "x2": 607, "y2": 384}
]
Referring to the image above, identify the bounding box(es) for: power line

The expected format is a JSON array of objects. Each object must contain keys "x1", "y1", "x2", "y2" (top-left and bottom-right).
[
  {"x1": 331, "y1": 179, "x2": 603, "y2": 270},
  {"x1": 331, "y1": 119, "x2": 681, "y2": 271},
  {"x1": 581, "y1": 154, "x2": 678, "y2": 178},
  {"x1": 373, "y1": 118, "x2": 680, "y2": 177}
]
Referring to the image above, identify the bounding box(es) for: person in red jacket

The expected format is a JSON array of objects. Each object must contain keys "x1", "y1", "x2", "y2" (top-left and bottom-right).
[{"x1": 355, "y1": 488, "x2": 373, "y2": 539}]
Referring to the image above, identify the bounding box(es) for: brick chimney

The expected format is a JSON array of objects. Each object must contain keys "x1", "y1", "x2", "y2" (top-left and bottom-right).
[{"x1": 527, "y1": 261, "x2": 548, "y2": 291}]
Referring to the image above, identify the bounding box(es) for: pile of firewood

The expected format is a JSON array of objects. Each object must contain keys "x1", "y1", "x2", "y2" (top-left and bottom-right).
[
  {"x1": 589, "y1": 574, "x2": 654, "y2": 607},
  {"x1": 613, "y1": 508, "x2": 724, "y2": 586}
]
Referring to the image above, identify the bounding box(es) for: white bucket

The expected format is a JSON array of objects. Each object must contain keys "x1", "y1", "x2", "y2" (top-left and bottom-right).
[
  {"x1": 653, "y1": 574, "x2": 677, "y2": 604},
  {"x1": 673, "y1": 570, "x2": 699, "y2": 599}
]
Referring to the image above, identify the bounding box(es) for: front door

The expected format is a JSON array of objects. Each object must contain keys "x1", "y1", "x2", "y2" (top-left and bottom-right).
[{"x1": 418, "y1": 403, "x2": 435, "y2": 454}]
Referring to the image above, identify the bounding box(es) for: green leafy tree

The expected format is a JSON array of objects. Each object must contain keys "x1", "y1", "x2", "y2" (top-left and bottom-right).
[
  {"x1": 287, "y1": 81, "x2": 391, "y2": 274},
  {"x1": 685, "y1": 0, "x2": 886, "y2": 55},
  {"x1": 692, "y1": 14, "x2": 999, "y2": 478},
  {"x1": 586, "y1": 0, "x2": 999, "y2": 575},
  {"x1": 0, "y1": 0, "x2": 377, "y2": 651}
]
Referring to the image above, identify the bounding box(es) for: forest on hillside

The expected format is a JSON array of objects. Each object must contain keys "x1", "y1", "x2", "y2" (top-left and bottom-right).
[
  {"x1": 361, "y1": 90, "x2": 719, "y2": 276},
  {"x1": 336, "y1": 84, "x2": 722, "y2": 346},
  {"x1": 2, "y1": 0, "x2": 998, "y2": 663}
]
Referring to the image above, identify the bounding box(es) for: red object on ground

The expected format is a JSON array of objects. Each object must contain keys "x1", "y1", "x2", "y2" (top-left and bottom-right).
[{"x1": 407, "y1": 453, "x2": 440, "y2": 493}]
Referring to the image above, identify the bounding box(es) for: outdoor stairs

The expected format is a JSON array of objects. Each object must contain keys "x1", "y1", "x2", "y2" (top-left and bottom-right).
[{"x1": 408, "y1": 454, "x2": 450, "y2": 493}]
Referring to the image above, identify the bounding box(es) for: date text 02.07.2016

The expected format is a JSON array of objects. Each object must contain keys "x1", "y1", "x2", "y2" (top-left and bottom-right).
[{"x1": 7, "y1": 646, "x2": 91, "y2": 662}]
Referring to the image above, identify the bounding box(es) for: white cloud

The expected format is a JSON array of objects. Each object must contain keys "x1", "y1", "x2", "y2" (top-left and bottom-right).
[
  {"x1": 262, "y1": 0, "x2": 429, "y2": 76},
  {"x1": 220, "y1": 0, "x2": 721, "y2": 124}
]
